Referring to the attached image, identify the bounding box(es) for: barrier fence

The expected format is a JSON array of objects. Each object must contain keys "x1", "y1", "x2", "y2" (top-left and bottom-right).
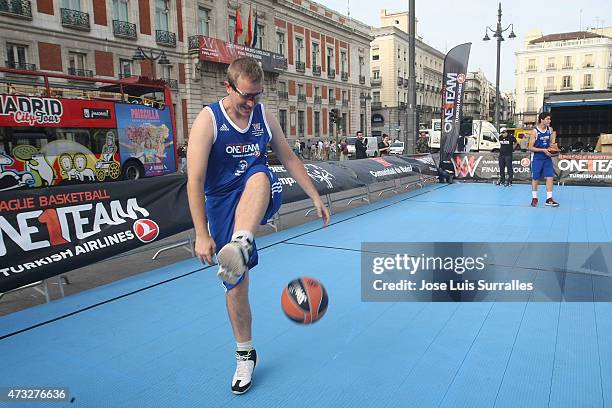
[{"x1": 0, "y1": 154, "x2": 438, "y2": 297}]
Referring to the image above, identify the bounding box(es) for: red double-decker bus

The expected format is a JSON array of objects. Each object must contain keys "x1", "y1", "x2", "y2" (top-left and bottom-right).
[{"x1": 0, "y1": 68, "x2": 177, "y2": 191}]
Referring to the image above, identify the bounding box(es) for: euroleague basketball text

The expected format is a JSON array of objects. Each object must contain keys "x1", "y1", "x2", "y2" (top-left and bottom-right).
[{"x1": 0, "y1": 189, "x2": 110, "y2": 212}]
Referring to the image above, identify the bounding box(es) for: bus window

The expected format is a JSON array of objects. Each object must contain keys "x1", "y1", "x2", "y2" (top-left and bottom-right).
[
  {"x1": 91, "y1": 129, "x2": 118, "y2": 155},
  {"x1": 10, "y1": 128, "x2": 53, "y2": 150},
  {"x1": 56, "y1": 129, "x2": 92, "y2": 150}
]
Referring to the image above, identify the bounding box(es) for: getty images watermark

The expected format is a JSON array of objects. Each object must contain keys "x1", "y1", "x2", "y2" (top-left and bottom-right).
[{"x1": 361, "y1": 243, "x2": 612, "y2": 302}]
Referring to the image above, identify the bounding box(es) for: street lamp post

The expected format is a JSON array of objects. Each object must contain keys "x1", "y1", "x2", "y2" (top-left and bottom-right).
[
  {"x1": 360, "y1": 92, "x2": 372, "y2": 136},
  {"x1": 482, "y1": 2, "x2": 515, "y2": 131},
  {"x1": 131, "y1": 46, "x2": 171, "y2": 80}
]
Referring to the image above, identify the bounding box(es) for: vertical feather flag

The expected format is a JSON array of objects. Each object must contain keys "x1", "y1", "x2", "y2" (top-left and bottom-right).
[
  {"x1": 246, "y1": 5, "x2": 253, "y2": 46},
  {"x1": 233, "y1": 7, "x2": 243, "y2": 44},
  {"x1": 251, "y1": 9, "x2": 259, "y2": 48}
]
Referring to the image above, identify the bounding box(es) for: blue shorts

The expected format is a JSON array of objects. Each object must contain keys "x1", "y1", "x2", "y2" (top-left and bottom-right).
[
  {"x1": 531, "y1": 158, "x2": 554, "y2": 180},
  {"x1": 205, "y1": 164, "x2": 282, "y2": 291}
]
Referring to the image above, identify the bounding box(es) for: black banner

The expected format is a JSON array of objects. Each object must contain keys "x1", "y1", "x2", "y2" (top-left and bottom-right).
[
  {"x1": 452, "y1": 152, "x2": 533, "y2": 182},
  {"x1": 451, "y1": 152, "x2": 612, "y2": 185},
  {"x1": 0, "y1": 175, "x2": 192, "y2": 292},
  {"x1": 440, "y1": 43, "x2": 471, "y2": 163},
  {"x1": 556, "y1": 153, "x2": 612, "y2": 185},
  {"x1": 269, "y1": 154, "x2": 438, "y2": 203}
]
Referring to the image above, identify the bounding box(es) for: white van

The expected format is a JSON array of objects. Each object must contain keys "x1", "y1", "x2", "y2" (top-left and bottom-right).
[
  {"x1": 347, "y1": 136, "x2": 379, "y2": 157},
  {"x1": 428, "y1": 119, "x2": 500, "y2": 152}
]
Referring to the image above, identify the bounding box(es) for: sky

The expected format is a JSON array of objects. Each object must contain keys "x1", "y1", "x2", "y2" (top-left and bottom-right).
[{"x1": 324, "y1": 0, "x2": 610, "y2": 92}]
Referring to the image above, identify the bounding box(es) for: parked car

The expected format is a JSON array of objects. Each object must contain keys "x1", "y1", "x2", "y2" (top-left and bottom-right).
[{"x1": 389, "y1": 141, "x2": 405, "y2": 155}]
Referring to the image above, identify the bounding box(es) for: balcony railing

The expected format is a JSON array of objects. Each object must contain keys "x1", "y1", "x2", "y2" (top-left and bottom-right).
[
  {"x1": 582, "y1": 84, "x2": 594, "y2": 89},
  {"x1": 371, "y1": 101, "x2": 382, "y2": 109},
  {"x1": 294, "y1": 61, "x2": 305, "y2": 72},
  {"x1": 341, "y1": 99, "x2": 349, "y2": 107},
  {"x1": 341, "y1": 71, "x2": 348, "y2": 81},
  {"x1": 161, "y1": 78, "x2": 178, "y2": 90},
  {"x1": 562, "y1": 64, "x2": 573, "y2": 69},
  {"x1": 525, "y1": 87, "x2": 537, "y2": 93},
  {"x1": 156, "y1": 29, "x2": 177, "y2": 47},
  {"x1": 327, "y1": 68, "x2": 335, "y2": 78},
  {"x1": 61, "y1": 8, "x2": 90, "y2": 30},
  {"x1": 297, "y1": 93, "x2": 306, "y2": 102},
  {"x1": 312, "y1": 65, "x2": 321, "y2": 76},
  {"x1": 546, "y1": 64, "x2": 556, "y2": 70},
  {"x1": 314, "y1": 96, "x2": 322, "y2": 105},
  {"x1": 0, "y1": 0, "x2": 32, "y2": 19},
  {"x1": 277, "y1": 91, "x2": 288, "y2": 100},
  {"x1": 359, "y1": 75, "x2": 365, "y2": 84},
  {"x1": 371, "y1": 77, "x2": 381, "y2": 86},
  {"x1": 526, "y1": 66, "x2": 537, "y2": 72},
  {"x1": 113, "y1": 20, "x2": 137, "y2": 39},
  {"x1": 560, "y1": 85, "x2": 572, "y2": 90},
  {"x1": 583, "y1": 63, "x2": 594, "y2": 68},
  {"x1": 188, "y1": 35, "x2": 200, "y2": 51},
  {"x1": 544, "y1": 86, "x2": 556, "y2": 91},
  {"x1": 5, "y1": 60, "x2": 36, "y2": 71},
  {"x1": 68, "y1": 67, "x2": 94, "y2": 77},
  {"x1": 328, "y1": 97, "x2": 336, "y2": 105}
]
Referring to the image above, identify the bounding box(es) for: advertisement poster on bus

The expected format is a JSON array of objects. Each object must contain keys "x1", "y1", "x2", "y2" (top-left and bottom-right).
[{"x1": 115, "y1": 104, "x2": 176, "y2": 176}]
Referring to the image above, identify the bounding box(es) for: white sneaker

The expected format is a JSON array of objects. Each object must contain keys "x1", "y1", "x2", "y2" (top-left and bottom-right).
[
  {"x1": 232, "y1": 349, "x2": 257, "y2": 394},
  {"x1": 217, "y1": 237, "x2": 253, "y2": 284}
]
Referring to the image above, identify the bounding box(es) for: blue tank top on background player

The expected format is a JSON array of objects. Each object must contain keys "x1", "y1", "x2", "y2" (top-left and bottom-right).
[
  {"x1": 204, "y1": 100, "x2": 273, "y2": 195},
  {"x1": 532, "y1": 126, "x2": 551, "y2": 160}
]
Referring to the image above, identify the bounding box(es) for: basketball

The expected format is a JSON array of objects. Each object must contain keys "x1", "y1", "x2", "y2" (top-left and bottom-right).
[{"x1": 281, "y1": 277, "x2": 328, "y2": 324}]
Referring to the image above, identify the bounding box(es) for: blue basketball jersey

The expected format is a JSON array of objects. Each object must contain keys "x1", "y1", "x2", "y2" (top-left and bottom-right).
[
  {"x1": 204, "y1": 100, "x2": 273, "y2": 195},
  {"x1": 532, "y1": 126, "x2": 551, "y2": 160}
]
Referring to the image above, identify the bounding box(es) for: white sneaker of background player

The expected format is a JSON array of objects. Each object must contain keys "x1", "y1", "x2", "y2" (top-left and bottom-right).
[{"x1": 217, "y1": 238, "x2": 253, "y2": 284}]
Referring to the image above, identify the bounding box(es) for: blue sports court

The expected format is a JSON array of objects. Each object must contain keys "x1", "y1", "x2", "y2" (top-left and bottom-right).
[{"x1": 1, "y1": 182, "x2": 611, "y2": 407}]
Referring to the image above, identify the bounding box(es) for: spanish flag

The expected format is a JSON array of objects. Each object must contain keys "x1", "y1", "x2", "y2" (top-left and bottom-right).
[
  {"x1": 233, "y1": 7, "x2": 243, "y2": 44},
  {"x1": 246, "y1": 5, "x2": 253, "y2": 46}
]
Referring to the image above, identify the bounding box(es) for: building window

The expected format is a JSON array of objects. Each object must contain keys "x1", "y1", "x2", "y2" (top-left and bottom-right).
[
  {"x1": 276, "y1": 32, "x2": 285, "y2": 56},
  {"x1": 297, "y1": 84, "x2": 304, "y2": 96},
  {"x1": 279, "y1": 81, "x2": 286, "y2": 92},
  {"x1": 562, "y1": 75, "x2": 572, "y2": 89},
  {"x1": 112, "y1": 0, "x2": 129, "y2": 21},
  {"x1": 527, "y1": 97, "x2": 534, "y2": 112},
  {"x1": 160, "y1": 64, "x2": 172, "y2": 80},
  {"x1": 279, "y1": 109, "x2": 287, "y2": 134},
  {"x1": 584, "y1": 54, "x2": 593, "y2": 68},
  {"x1": 198, "y1": 7, "x2": 210, "y2": 36},
  {"x1": 373, "y1": 91, "x2": 380, "y2": 103},
  {"x1": 546, "y1": 76, "x2": 555, "y2": 90},
  {"x1": 298, "y1": 110, "x2": 305, "y2": 136},
  {"x1": 358, "y1": 56, "x2": 364, "y2": 76},
  {"x1": 373, "y1": 70, "x2": 380, "y2": 79},
  {"x1": 340, "y1": 50, "x2": 346, "y2": 73},
  {"x1": 328, "y1": 88, "x2": 334, "y2": 100},
  {"x1": 6, "y1": 43, "x2": 28, "y2": 68},
  {"x1": 547, "y1": 57, "x2": 555, "y2": 69},
  {"x1": 372, "y1": 54, "x2": 379, "y2": 61},
  {"x1": 584, "y1": 73, "x2": 592, "y2": 88},
  {"x1": 228, "y1": 16, "x2": 236, "y2": 43},
  {"x1": 527, "y1": 78, "x2": 535, "y2": 90},
  {"x1": 327, "y1": 47, "x2": 334, "y2": 70},
  {"x1": 155, "y1": 0, "x2": 169, "y2": 31},
  {"x1": 563, "y1": 56, "x2": 572, "y2": 69},
  {"x1": 341, "y1": 90, "x2": 347, "y2": 102},
  {"x1": 68, "y1": 52, "x2": 87, "y2": 71},
  {"x1": 255, "y1": 24, "x2": 264, "y2": 49},
  {"x1": 527, "y1": 58, "x2": 536, "y2": 70},
  {"x1": 62, "y1": 0, "x2": 81, "y2": 10},
  {"x1": 311, "y1": 42, "x2": 319, "y2": 66},
  {"x1": 314, "y1": 111, "x2": 320, "y2": 136},
  {"x1": 341, "y1": 113, "x2": 347, "y2": 131},
  {"x1": 314, "y1": 86, "x2": 320, "y2": 98},
  {"x1": 119, "y1": 58, "x2": 132, "y2": 77},
  {"x1": 296, "y1": 37, "x2": 304, "y2": 63}
]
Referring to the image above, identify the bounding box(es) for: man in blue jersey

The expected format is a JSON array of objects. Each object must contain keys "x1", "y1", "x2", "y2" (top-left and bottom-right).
[
  {"x1": 528, "y1": 112, "x2": 559, "y2": 207},
  {"x1": 186, "y1": 57, "x2": 330, "y2": 395}
]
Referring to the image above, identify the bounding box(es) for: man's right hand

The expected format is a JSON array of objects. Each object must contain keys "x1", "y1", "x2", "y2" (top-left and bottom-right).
[{"x1": 195, "y1": 235, "x2": 216, "y2": 265}]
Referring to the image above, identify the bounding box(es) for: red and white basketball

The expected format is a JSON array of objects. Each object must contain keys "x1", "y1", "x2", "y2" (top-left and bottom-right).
[{"x1": 281, "y1": 277, "x2": 328, "y2": 324}]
